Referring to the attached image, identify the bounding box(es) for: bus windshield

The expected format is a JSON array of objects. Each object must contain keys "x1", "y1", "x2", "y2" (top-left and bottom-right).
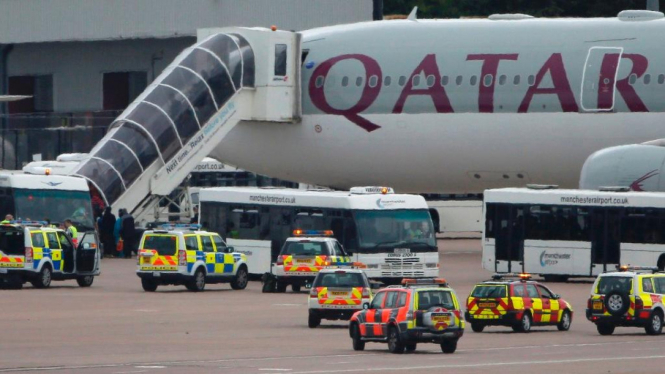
[
  {"x1": 354, "y1": 210, "x2": 436, "y2": 252},
  {"x1": 13, "y1": 189, "x2": 95, "y2": 230}
]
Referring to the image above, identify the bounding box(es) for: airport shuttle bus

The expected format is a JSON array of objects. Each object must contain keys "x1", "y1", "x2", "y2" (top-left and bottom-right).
[
  {"x1": 199, "y1": 186, "x2": 438, "y2": 281},
  {"x1": 483, "y1": 186, "x2": 665, "y2": 280}
]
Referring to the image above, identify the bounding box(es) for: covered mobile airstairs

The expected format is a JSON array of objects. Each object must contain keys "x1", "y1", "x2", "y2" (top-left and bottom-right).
[{"x1": 71, "y1": 28, "x2": 301, "y2": 215}]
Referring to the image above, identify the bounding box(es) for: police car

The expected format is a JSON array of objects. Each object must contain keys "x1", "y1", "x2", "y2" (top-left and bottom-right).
[
  {"x1": 273, "y1": 230, "x2": 352, "y2": 292},
  {"x1": 587, "y1": 266, "x2": 665, "y2": 335},
  {"x1": 136, "y1": 224, "x2": 248, "y2": 292},
  {"x1": 307, "y1": 267, "x2": 377, "y2": 328},
  {"x1": 349, "y1": 278, "x2": 465, "y2": 354},
  {"x1": 465, "y1": 273, "x2": 573, "y2": 333},
  {"x1": 0, "y1": 221, "x2": 99, "y2": 289}
]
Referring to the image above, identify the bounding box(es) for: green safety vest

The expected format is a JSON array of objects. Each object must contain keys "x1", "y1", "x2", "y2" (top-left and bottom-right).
[{"x1": 67, "y1": 225, "x2": 78, "y2": 239}]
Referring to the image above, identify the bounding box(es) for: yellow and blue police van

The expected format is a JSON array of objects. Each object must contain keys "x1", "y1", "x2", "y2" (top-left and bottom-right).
[
  {"x1": 136, "y1": 224, "x2": 249, "y2": 292},
  {"x1": 0, "y1": 221, "x2": 100, "y2": 289}
]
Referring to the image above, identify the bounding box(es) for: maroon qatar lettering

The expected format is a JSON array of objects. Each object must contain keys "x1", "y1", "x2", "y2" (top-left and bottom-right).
[{"x1": 308, "y1": 52, "x2": 649, "y2": 132}]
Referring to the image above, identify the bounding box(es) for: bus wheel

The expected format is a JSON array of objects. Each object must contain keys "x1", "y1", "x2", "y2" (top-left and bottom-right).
[{"x1": 76, "y1": 276, "x2": 94, "y2": 288}]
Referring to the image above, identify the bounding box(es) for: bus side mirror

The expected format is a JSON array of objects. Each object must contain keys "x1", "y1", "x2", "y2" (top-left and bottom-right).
[
  {"x1": 363, "y1": 303, "x2": 370, "y2": 310},
  {"x1": 553, "y1": 294, "x2": 560, "y2": 300},
  {"x1": 370, "y1": 282, "x2": 382, "y2": 290}
]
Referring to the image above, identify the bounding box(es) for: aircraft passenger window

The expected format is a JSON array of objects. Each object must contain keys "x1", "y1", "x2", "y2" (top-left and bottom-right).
[
  {"x1": 356, "y1": 77, "x2": 363, "y2": 87},
  {"x1": 659, "y1": 74, "x2": 665, "y2": 84},
  {"x1": 274, "y1": 44, "x2": 287, "y2": 77},
  {"x1": 528, "y1": 75, "x2": 535, "y2": 86},
  {"x1": 513, "y1": 75, "x2": 521, "y2": 85},
  {"x1": 384, "y1": 76, "x2": 392, "y2": 86},
  {"x1": 341, "y1": 76, "x2": 349, "y2": 87},
  {"x1": 644, "y1": 74, "x2": 651, "y2": 85},
  {"x1": 441, "y1": 76, "x2": 449, "y2": 86},
  {"x1": 455, "y1": 75, "x2": 463, "y2": 86},
  {"x1": 483, "y1": 74, "x2": 493, "y2": 87},
  {"x1": 426, "y1": 75, "x2": 435, "y2": 87},
  {"x1": 315, "y1": 76, "x2": 324, "y2": 88},
  {"x1": 412, "y1": 75, "x2": 421, "y2": 87},
  {"x1": 499, "y1": 75, "x2": 507, "y2": 85},
  {"x1": 398, "y1": 76, "x2": 406, "y2": 86},
  {"x1": 470, "y1": 75, "x2": 478, "y2": 86},
  {"x1": 368, "y1": 75, "x2": 378, "y2": 88},
  {"x1": 629, "y1": 74, "x2": 637, "y2": 85}
]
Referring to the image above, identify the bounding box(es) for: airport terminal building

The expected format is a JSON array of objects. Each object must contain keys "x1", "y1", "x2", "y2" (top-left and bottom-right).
[{"x1": 0, "y1": 0, "x2": 374, "y2": 168}]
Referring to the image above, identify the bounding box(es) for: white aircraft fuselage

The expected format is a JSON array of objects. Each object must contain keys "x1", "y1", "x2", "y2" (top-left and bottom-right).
[{"x1": 215, "y1": 15, "x2": 665, "y2": 193}]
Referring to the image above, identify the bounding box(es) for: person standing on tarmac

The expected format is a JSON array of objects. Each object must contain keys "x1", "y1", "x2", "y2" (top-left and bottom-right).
[
  {"x1": 99, "y1": 207, "x2": 117, "y2": 258},
  {"x1": 120, "y1": 210, "x2": 137, "y2": 259},
  {"x1": 115, "y1": 209, "x2": 125, "y2": 257},
  {"x1": 64, "y1": 219, "x2": 79, "y2": 246}
]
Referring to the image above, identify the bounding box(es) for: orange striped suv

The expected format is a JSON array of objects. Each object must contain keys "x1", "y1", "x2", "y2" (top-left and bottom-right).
[
  {"x1": 349, "y1": 278, "x2": 464, "y2": 354},
  {"x1": 586, "y1": 266, "x2": 665, "y2": 336},
  {"x1": 307, "y1": 268, "x2": 376, "y2": 328},
  {"x1": 465, "y1": 273, "x2": 573, "y2": 333}
]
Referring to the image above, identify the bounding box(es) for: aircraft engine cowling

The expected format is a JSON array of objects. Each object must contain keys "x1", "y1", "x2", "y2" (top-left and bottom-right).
[{"x1": 579, "y1": 143, "x2": 665, "y2": 191}]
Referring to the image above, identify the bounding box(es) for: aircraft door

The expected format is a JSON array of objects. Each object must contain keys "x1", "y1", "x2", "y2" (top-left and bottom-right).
[{"x1": 581, "y1": 47, "x2": 623, "y2": 112}]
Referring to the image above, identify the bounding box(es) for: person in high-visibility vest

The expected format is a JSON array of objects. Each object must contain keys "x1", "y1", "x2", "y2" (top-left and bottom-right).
[
  {"x1": 64, "y1": 219, "x2": 79, "y2": 246},
  {"x1": 1, "y1": 214, "x2": 13, "y2": 224}
]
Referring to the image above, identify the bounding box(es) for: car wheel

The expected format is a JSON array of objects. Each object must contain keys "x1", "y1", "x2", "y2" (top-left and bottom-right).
[
  {"x1": 230, "y1": 265, "x2": 248, "y2": 290},
  {"x1": 514, "y1": 312, "x2": 532, "y2": 333},
  {"x1": 557, "y1": 311, "x2": 572, "y2": 331},
  {"x1": 440, "y1": 339, "x2": 457, "y2": 354},
  {"x1": 471, "y1": 323, "x2": 485, "y2": 333},
  {"x1": 31, "y1": 265, "x2": 52, "y2": 289},
  {"x1": 645, "y1": 311, "x2": 663, "y2": 335},
  {"x1": 351, "y1": 324, "x2": 365, "y2": 351},
  {"x1": 405, "y1": 344, "x2": 417, "y2": 352},
  {"x1": 308, "y1": 313, "x2": 321, "y2": 328},
  {"x1": 76, "y1": 275, "x2": 94, "y2": 288},
  {"x1": 292, "y1": 283, "x2": 301, "y2": 292},
  {"x1": 186, "y1": 268, "x2": 205, "y2": 292},
  {"x1": 141, "y1": 278, "x2": 158, "y2": 292},
  {"x1": 276, "y1": 281, "x2": 287, "y2": 293},
  {"x1": 597, "y1": 323, "x2": 615, "y2": 336},
  {"x1": 387, "y1": 326, "x2": 405, "y2": 354},
  {"x1": 604, "y1": 291, "x2": 630, "y2": 316}
]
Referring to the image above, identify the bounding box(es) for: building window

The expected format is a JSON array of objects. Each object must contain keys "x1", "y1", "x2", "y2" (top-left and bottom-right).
[
  {"x1": 8, "y1": 75, "x2": 53, "y2": 114},
  {"x1": 103, "y1": 71, "x2": 148, "y2": 111}
]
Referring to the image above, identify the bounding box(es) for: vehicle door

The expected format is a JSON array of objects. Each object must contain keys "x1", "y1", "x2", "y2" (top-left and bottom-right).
[
  {"x1": 361, "y1": 290, "x2": 387, "y2": 338},
  {"x1": 379, "y1": 291, "x2": 399, "y2": 337},
  {"x1": 0, "y1": 227, "x2": 26, "y2": 271},
  {"x1": 184, "y1": 235, "x2": 200, "y2": 272},
  {"x1": 139, "y1": 234, "x2": 179, "y2": 271},
  {"x1": 29, "y1": 231, "x2": 50, "y2": 272},
  {"x1": 75, "y1": 231, "x2": 99, "y2": 273},
  {"x1": 525, "y1": 284, "x2": 543, "y2": 323},
  {"x1": 331, "y1": 241, "x2": 351, "y2": 266},
  {"x1": 212, "y1": 234, "x2": 235, "y2": 275},
  {"x1": 652, "y1": 276, "x2": 665, "y2": 307},
  {"x1": 200, "y1": 235, "x2": 218, "y2": 276},
  {"x1": 641, "y1": 276, "x2": 658, "y2": 309},
  {"x1": 57, "y1": 231, "x2": 75, "y2": 273},
  {"x1": 45, "y1": 231, "x2": 63, "y2": 272},
  {"x1": 537, "y1": 285, "x2": 557, "y2": 323}
]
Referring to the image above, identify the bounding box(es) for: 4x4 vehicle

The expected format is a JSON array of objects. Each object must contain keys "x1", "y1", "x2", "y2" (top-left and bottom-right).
[
  {"x1": 0, "y1": 221, "x2": 99, "y2": 289},
  {"x1": 136, "y1": 224, "x2": 248, "y2": 292},
  {"x1": 587, "y1": 266, "x2": 665, "y2": 335},
  {"x1": 349, "y1": 278, "x2": 464, "y2": 354},
  {"x1": 307, "y1": 267, "x2": 377, "y2": 328},
  {"x1": 465, "y1": 273, "x2": 573, "y2": 333},
  {"x1": 273, "y1": 230, "x2": 351, "y2": 292}
]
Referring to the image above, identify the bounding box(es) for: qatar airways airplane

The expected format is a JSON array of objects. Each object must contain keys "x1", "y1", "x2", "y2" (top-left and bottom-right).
[
  {"x1": 214, "y1": 9, "x2": 665, "y2": 193},
  {"x1": 70, "y1": 9, "x2": 665, "y2": 212}
]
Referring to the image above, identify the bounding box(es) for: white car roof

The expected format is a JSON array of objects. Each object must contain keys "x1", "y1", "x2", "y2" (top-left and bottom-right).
[
  {"x1": 318, "y1": 268, "x2": 365, "y2": 274},
  {"x1": 285, "y1": 237, "x2": 337, "y2": 243}
]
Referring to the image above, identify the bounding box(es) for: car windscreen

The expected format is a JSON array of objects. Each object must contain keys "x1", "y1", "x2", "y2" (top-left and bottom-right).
[
  {"x1": 471, "y1": 285, "x2": 507, "y2": 298},
  {"x1": 416, "y1": 290, "x2": 455, "y2": 310},
  {"x1": 314, "y1": 272, "x2": 366, "y2": 288},
  {"x1": 0, "y1": 228, "x2": 25, "y2": 255},
  {"x1": 281, "y1": 241, "x2": 327, "y2": 256},
  {"x1": 141, "y1": 235, "x2": 178, "y2": 256},
  {"x1": 597, "y1": 276, "x2": 633, "y2": 295}
]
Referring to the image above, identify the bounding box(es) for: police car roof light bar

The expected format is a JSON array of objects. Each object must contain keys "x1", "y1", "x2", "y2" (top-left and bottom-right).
[
  {"x1": 402, "y1": 278, "x2": 448, "y2": 286},
  {"x1": 491, "y1": 273, "x2": 532, "y2": 281},
  {"x1": 617, "y1": 265, "x2": 660, "y2": 273},
  {"x1": 8, "y1": 220, "x2": 48, "y2": 227},
  {"x1": 160, "y1": 223, "x2": 202, "y2": 231},
  {"x1": 292, "y1": 229, "x2": 334, "y2": 237}
]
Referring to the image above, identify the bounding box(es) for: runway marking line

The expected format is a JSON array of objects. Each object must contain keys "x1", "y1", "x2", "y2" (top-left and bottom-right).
[
  {"x1": 288, "y1": 354, "x2": 665, "y2": 373},
  {"x1": 0, "y1": 339, "x2": 660, "y2": 373}
]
